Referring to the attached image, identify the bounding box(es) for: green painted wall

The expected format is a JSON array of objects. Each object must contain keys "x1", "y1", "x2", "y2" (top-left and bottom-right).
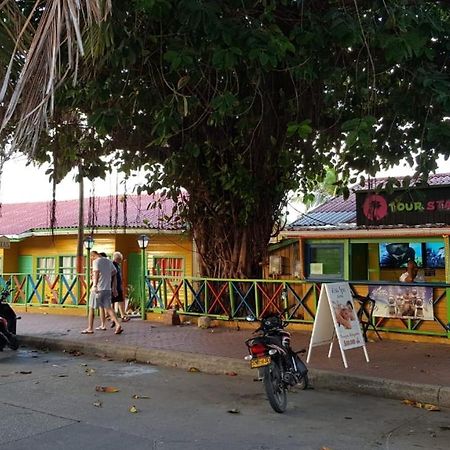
[
  {"x1": 18, "y1": 255, "x2": 33, "y2": 274},
  {"x1": 127, "y1": 252, "x2": 142, "y2": 301}
]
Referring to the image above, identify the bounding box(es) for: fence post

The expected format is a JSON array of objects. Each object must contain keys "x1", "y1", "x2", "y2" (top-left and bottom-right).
[
  {"x1": 254, "y1": 280, "x2": 260, "y2": 318},
  {"x1": 229, "y1": 280, "x2": 235, "y2": 318},
  {"x1": 445, "y1": 235, "x2": 450, "y2": 338}
]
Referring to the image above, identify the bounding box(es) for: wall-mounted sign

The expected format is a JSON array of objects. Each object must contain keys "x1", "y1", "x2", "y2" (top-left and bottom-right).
[
  {"x1": 369, "y1": 285, "x2": 434, "y2": 321},
  {"x1": 0, "y1": 236, "x2": 10, "y2": 249},
  {"x1": 356, "y1": 186, "x2": 450, "y2": 226},
  {"x1": 309, "y1": 263, "x2": 323, "y2": 275}
]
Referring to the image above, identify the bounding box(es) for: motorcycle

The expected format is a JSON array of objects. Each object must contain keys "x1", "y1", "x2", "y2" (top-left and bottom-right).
[
  {"x1": 245, "y1": 312, "x2": 308, "y2": 413},
  {"x1": 0, "y1": 288, "x2": 19, "y2": 351}
]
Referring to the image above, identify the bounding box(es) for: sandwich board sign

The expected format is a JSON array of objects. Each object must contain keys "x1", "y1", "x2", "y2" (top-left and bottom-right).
[{"x1": 306, "y1": 282, "x2": 369, "y2": 368}]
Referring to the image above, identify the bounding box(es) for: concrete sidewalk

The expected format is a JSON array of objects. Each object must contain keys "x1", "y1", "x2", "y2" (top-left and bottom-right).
[{"x1": 13, "y1": 312, "x2": 450, "y2": 408}]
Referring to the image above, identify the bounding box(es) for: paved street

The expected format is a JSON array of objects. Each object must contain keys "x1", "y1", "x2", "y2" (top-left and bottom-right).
[{"x1": 1, "y1": 348, "x2": 450, "y2": 450}]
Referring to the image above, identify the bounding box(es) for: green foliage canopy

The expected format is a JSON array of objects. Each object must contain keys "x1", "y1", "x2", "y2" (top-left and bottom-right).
[{"x1": 7, "y1": 0, "x2": 450, "y2": 277}]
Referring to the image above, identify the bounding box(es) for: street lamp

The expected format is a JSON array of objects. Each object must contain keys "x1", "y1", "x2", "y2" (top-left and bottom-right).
[
  {"x1": 137, "y1": 234, "x2": 149, "y2": 319},
  {"x1": 83, "y1": 236, "x2": 94, "y2": 309}
]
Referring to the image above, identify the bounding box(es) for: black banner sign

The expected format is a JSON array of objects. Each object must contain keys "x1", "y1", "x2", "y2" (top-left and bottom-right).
[{"x1": 356, "y1": 186, "x2": 450, "y2": 226}]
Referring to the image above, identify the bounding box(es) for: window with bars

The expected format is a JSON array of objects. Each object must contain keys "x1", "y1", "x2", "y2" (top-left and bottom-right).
[
  {"x1": 36, "y1": 257, "x2": 56, "y2": 277},
  {"x1": 59, "y1": 256, "x2": 78, "y2": 279},
  {"x1": 149, "y1": 256, "x2": 184, "y2": 278}
]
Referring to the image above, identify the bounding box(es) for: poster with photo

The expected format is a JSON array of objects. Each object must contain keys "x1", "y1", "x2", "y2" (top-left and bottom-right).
[
  {"x1": 327, "y1": 283, "x2": 365, "y2": 350},
  {"x1": 307, "y1": 282, "x2": 368, "y2": 368},
  {"x1": 370, "y1": 285, "x2": 434, "y2": 320}
]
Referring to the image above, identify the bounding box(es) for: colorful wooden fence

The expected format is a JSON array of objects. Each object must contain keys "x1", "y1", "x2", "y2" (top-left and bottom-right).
[
  {"x1": 147, "y1": 276, "x2": 322, "y2": 324},
  {"x1": 1, "y1": 272, "x2": 449, "y2": 339},
  {"x1": 0, "y1": 273, "x2": 87, "y2": 307}
]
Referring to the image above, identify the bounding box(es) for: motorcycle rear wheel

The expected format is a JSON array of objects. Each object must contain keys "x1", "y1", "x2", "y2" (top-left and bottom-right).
[{"x1": 263, "y1": 362, "x2": 287, "y2": 413}]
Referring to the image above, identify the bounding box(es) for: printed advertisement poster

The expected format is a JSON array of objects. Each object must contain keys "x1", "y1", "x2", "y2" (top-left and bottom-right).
[
  {"x1": 326, "y1": 283, "x2": 365, "y2": 350},
  {"x1": 369, "y1": 285, "x2": 434, "y2": 321}
]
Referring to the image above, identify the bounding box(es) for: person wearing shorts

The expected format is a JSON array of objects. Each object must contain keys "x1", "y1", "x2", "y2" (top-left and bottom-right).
[{"x1": 81, "y1": 251, "x2": 123, "y2": 335}]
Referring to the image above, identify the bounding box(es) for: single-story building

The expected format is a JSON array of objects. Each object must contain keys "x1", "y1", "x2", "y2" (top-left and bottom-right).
[
  {"x1": 268, "y1": 173, "x2": 450, "y2": 340},
  {"x1": 0, "y1": 193, "x2": 195, "y2": 309}
]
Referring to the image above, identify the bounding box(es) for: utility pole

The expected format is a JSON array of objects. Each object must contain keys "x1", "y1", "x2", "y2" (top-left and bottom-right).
[{"x1": 76, "y1": 161, "x2": 84, "y2": 275}]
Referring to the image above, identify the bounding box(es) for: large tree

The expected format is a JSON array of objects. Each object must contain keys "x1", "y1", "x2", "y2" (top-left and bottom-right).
[{"x1": 2, "y1": 1, "x2": 450, "y2": 278}]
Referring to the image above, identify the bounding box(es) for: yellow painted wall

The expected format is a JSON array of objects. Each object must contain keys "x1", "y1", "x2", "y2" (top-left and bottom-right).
[
  {"x1": 115, "y1": 232, "x2": 194, "y2": 289},
  {"x1": 3, "y1": 244, "x2": 19, "y2": 273},
  {"x1": 3, "y1": 232, "x2": 193, "y2": 278},
  {"x1": 367, "y1": 243, "x2": 380, "y2": 281}
]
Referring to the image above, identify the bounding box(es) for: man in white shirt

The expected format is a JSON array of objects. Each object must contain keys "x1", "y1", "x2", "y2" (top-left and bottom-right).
[
  {"x1": 81, "y1": 251, "x2": 123, "y2": 335},
  {"x1": 399, "y1": 260, "x2": 424, "y2": 283}
]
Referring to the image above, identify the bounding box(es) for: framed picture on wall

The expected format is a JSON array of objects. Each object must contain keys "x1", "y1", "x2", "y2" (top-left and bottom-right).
[{"x1": 379, "y1": 243, "x2": 423, "y2": 268}]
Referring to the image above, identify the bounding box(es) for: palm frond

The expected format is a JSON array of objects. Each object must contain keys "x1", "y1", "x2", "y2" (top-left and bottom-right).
[{"x1": 0, "y1": 0, "x2": 111, "y2": 154}]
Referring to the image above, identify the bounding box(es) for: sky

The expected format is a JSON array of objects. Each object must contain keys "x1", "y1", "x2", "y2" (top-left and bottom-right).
[
  {"x1": 1, "y1": 153, "x2": 450, "y2": 206},
  {"x1": 0, "y1": 154, "x2": 146, "y2": 204}
]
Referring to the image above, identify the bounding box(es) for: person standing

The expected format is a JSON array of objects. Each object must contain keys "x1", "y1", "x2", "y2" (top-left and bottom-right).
[
  {"x1": 112, "y1": 251, "x2": 129, "y2": 322},
  {"x1": 399, "y1": 260, "x2": 424, "y2": 283},
  {"x1": 81, "y1": 251, "x2": 123, "y2": 335}
]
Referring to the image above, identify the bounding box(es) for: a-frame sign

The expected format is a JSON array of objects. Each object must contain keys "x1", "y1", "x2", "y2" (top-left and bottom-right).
[{"x1": 307, "y1": 282, "x2": 369, "y2": 368}]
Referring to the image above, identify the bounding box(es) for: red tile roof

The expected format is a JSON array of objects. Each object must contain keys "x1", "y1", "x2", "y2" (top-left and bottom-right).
[{"x1": 0, "y1": 193, "x2": 184, "y2": 236}]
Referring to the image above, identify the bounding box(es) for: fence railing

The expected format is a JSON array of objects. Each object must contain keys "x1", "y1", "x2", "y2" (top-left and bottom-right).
[
  {"x1": 146, "y1": 276, "x2": 450, "y2": 338},
  {"x1": 0, "y1": 273, "x2": 88, "y2": 307},
  {"x1": 145, "y1": 276, "x2": 318, "y2": 324},
  {"x1": 1, "y1": 272, "x2": 449, "y2": 339}
]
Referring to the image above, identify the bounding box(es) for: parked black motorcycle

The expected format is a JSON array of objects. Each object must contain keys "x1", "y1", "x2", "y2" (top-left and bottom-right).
[
  {"x1": 0, "y1": 289, "x2": 19, "y2": 351},
  {"x1": 245, "y1": 313, "x2": 308, "y2": 413}
]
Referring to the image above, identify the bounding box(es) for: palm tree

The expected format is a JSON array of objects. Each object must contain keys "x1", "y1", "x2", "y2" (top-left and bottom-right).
[
  {"x1": 0, "y1": 0, "x2": 110, "y2": 154},
  {"x1": 0, "y1": 0, "x2": 110, "y2": 278}
]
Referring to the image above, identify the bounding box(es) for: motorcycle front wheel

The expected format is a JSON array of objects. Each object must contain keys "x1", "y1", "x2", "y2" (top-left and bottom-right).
[
  {"x1": 263, "y1": 361, "x2": 287, "y2": 413},
  {"x1": 297, "y1": 372, "x2": 309, "y2": 390},
  {"x1": 0, "y1": 331, "x2": 18, "y2": 350}
]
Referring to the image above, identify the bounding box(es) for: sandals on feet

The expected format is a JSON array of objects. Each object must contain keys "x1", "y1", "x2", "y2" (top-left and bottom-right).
[
  {"x1": 114, "y1": 327, "x2": 124, "y2": 335},
  {"x1": 95, "y1": 326, "x2": 107, "y2": 331},
  {"x1": 81, "y1": 329, "x2": 94, "y2": 334}
]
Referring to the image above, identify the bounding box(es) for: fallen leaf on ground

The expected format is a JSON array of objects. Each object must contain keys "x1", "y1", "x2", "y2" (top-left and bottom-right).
[
  {"x1": 321, "y1": 447, "x2": 332, "y2": 450},
  {"x1": 188, "y1": 367, "x2": 200, "y2": 373},
  {"x1": 80, "y1": 363, "x2": 88, "y2": 367},
  {"x1": 132, "y1": 394, "x2": 150, "y2": 399},
  {"x1": 19, "y1": 371, "x2": 32, "y2": 375},
  {"x1": 423, "y1": 403, "x2": 441, "y2": 411},
  {"x1": 226, "y1": 372, "x2": 237, "y2": 377},
  {"x1": 56, "y1": 374, "x2": 68, "y2": 378},
  {"x1": 95, "y1": 386, "x2": 120, "y2": 393},
  {"x1": 68, "y1": 350, "x2": 83, "y2": 357},
  {"x1": 402, "y1": 399, "x2": 440, "y2": 411},
  {"x1": 85, "y1": 368, "x2": 96, "y2": 376},
  {"x1": 93, "y1": 400, "x2": 102, "y2": 408},
  {"x1": 129, "y1": 405, "x2": 138, "y2": 413},
  {"x1": 227, "y1": 409, "x2": 240, "y2": 414}
]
